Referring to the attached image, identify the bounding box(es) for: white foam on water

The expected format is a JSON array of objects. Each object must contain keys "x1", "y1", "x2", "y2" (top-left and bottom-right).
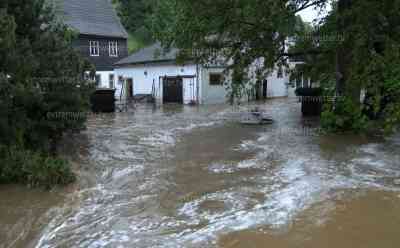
[
  {"x1": 174, "y1": 157, "x2": 337, "y2": 245},
  {"x1": 234, "y1": 140, "x2": 257, "y2": 151},
  {"x1": 208, "y1": 162, "x2": 236, "y2": 174},
  {"x1": 279, "y1": 159, "x2": 307, "y2": 183},
  {"x1": 34, "y1": 103, "x2": 400, "y2": 248},
  {"x1": 139, "y1": 131, "x2": 176, "y2": 147},
  {"x1": 237, "y1": 159, "x2": 258, "y2": 169},
  {"x1": 348, "y1": 148, "x2": 400, "y2": 189},
  {"x1": 174, "y1": 141, "x2": 384, "y2": 247},
  {"x1": 35, "y1": 108, "x2": 230, "y2": 248},
  {"x1": 178, "y1": 176, "x2": 327, "y2": 245},
  {"x1": 175, "y1": 121, "x2": 219, "y2": 132}
]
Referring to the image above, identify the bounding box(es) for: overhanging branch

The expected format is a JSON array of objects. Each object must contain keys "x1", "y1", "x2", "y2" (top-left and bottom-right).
[{"x1": 293, "y1": 0, "x2": 328, "y2": 14}]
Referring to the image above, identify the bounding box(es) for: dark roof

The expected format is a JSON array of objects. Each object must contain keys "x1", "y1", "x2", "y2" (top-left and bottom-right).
[
  {"x1": 115, "y1": 43, "x2": 180, "y2": 66},
  {"x1": 55, "y1": 0, "x2": 128, "y2": 39}
]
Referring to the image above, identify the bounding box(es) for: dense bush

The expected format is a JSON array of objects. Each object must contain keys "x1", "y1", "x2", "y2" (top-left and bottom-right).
[
  {"x1": 321, "y1": 97, "x2": 370, "y2": 133},
  {"x1": 0, "y1": 146, "x2": 76, "y2": 188},
  {"x1": 321, "y1": 44, "x2": 400, "y2": 134}
]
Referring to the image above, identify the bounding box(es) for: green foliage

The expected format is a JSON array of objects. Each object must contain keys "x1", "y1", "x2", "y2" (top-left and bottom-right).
[
  {"x1": 377, "y1": 47, "x2": 400, "y2": 133},
  {"x1": 150, "y1": 0, "x2": 329, "y2": 98},
  {"x1": 149, "y1": 0, "x2": 400, "y2": 134},
  {"x1": 321, "y1": 97, "x2": 369, "y2": 133},
  {"x1": 128, "y1": 33, "x2": 147, "y2": 53},
  {"x1": 0, "y1": 0, "x2": 94, "y2": 187},
  {"x1": 288, "y1": 13, "x2": 338, "y2": 87},
  {"x1": 113, "y1": 0, "x2": 155, "y2": 33},
  {"x1": 114, "y1": 0, "x2": 155, "y2": 52},
  {"x1": 0, "y1": 146, "x2": 75, "y2": 188}
]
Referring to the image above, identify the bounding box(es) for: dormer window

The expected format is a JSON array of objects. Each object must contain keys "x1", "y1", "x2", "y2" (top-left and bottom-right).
[
  {"x1": 89, "y1": 41, "x2": 100, "y2": 56},
  {"x1": 109, "y1": 41, "x2": 118, "y2": 57}
]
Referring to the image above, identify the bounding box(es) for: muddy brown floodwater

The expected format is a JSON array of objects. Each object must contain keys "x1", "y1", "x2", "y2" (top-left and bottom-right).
[{"x1": 1, "y1": 98, "x2": 400, "y2": 248}]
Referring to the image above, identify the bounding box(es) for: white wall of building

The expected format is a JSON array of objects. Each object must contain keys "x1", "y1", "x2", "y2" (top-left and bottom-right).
[
  {"x1": 199, "y1": 66, "x2": 228, "y2": 104},
  {"x1": 114, "y1": 63, "x2": 198, "y2": 104},
  {"x1": 95, "y1": 71, "x2": 114, "y2": 89},
  {"x1": 113, "y1": 62, "x2": 292, "y2": 105},
  {"x1": 265, "y1": 70, "x2": 290, "y2": 98}
]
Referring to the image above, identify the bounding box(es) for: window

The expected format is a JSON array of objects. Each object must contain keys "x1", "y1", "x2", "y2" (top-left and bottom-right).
[
  {"x1": 95, "y1": 74, "x2": 101, "y2": 88},
  {"x1": 90, "y1": 41, "x2": 100, "y2": 56},
  {"x1": 109, "y1": 41, "x2": 118, "y2": 57},
  {"x1": 109, "y1": 74, "x2": 115, "y2": 89},
  {"x1": 209, "y1": 73, "x2": 223, "y2": 86}
]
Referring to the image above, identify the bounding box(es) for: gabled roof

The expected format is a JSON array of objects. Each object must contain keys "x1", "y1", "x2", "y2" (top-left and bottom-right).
[
  {"x1": 115, "y1": 43, "x2": 180, "y2": 66},
  {"x1": 55, "y1": 0, "x2": 128, "y2": 39}
]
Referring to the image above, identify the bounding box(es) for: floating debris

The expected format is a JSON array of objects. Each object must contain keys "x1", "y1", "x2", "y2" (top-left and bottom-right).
[{"x1": 240, "y1": 107, "x2": 274, "y2": 125}]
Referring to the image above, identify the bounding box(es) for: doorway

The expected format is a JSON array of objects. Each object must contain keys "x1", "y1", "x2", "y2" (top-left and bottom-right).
[
  {"x1": 163, "y1": 77, "x2": 183, "y2": 103},
  {"x1": 263, "y1": 79, "x2": 268, "y2": 99},
  {"x1": 126, "y1": 78, "x2": 133, "y2": 98}
]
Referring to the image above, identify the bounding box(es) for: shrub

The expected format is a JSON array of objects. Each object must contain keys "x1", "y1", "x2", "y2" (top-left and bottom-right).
[
  {"x1": 321, "y1": 97, "x2": 369, "y2": 133},
  {"x1": 0, "y1": 146, "x2": 75, "y2": 188}
]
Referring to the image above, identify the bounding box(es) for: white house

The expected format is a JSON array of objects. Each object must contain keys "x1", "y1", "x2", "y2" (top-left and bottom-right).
[{"x1": 113, "y1": 43, "x2": 292, "y2": 105}]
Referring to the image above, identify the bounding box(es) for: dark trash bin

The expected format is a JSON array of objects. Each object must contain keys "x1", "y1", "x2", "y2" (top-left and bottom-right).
[
  {"x1": 91, "y1": 89, "x2": 116, "y2": 113},
  {"x1": 295, "y1": 88, "x2": 323, "y2": 116}
]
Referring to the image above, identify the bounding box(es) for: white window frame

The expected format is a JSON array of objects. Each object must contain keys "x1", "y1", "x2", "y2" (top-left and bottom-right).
[
  {"x1": 109, "y1": 41, "x2": 118, "y2": 57},
  {"x1": 89, "y1": 41, "x2": 100, "y2": 56}
]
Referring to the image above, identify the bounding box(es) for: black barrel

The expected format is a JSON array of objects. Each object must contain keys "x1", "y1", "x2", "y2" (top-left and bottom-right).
[
  {"x1": 91, "y1": 89, "x2": 116, "y2": 113},
  {"x1": 295, "y1": 88, "x2": 323, "y2": 116}
]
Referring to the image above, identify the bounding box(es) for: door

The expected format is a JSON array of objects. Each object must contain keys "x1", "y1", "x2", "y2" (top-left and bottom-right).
[
  {"x1": 163, "y1": 77, "x2": 183, "y2": 103},
  {"x1": 262, "y1": 79, "x2": 268, "y2": 99},
  {"x1": 255, "y1": 80, "x2": 261, "y2": 100},
  {"x1": 127, "y1": 78, "x2": 133, "y2": 98}
]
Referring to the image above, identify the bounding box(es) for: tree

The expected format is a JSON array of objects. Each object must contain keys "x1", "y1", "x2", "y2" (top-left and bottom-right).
[
  {"x1": 150, "y1": 0, "x2": 328, "y2": 97},
  {"x1": 114, "y1": 0, "x2": 156, "y2": 51},
  {"x1": 150, "y1": 0, "x2": 400, "y2": 133},
  {"x1": 291, "y1": 0, "x2": 400, "y2": 132},
  {"x1": 0, "y1": 0, "x2": 94, "y2": 187}
]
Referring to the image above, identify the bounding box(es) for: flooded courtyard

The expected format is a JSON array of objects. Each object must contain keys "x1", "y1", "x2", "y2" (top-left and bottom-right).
[{"x1": 1, "y1": 98, "x2": 400, "y2": 248}]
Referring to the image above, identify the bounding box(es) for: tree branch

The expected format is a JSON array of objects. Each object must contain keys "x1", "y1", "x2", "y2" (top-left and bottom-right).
[{"x1": 293, "y1": 0, "x2": 328, "y2": 14}]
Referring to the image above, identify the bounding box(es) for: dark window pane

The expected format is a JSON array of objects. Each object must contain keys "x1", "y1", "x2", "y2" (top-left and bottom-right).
[{"x1": 209, "y1": 73, "x2": 223, "y2": 85}]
